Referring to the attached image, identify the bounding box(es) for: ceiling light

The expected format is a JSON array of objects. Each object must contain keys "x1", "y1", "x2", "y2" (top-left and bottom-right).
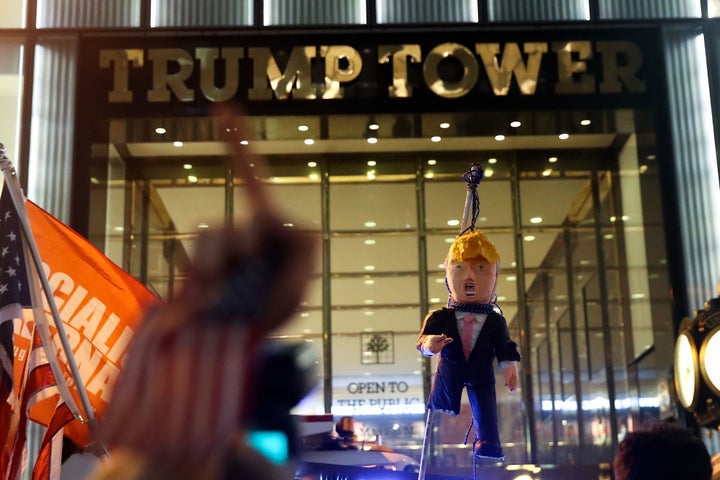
[
  {"x1": 542, "y1": 169, "x2": 552, "y2": 176},
  {"x1": 647, "y1": 154, "x2": 656, "y2": 160},
  {"x1": 368, "y1": 122, "x2": 379, "y2": 130},
  {"x1": 366, "y1": 137, "x2": 378, "y2": 144},
  {"x1": 298, "y1": 124, "x2": 309, "y2": 132},
  {"x1": 427, "y1": 159, "x2": 437, "y2": 165},
  {"x1": 558, "y1": 133, "x2": 569, "y2": 140},
  {"x1": 197, "y1": 222, "x2": 209, "y2": 229},
  {"x1": 431, "y1": 136, "x2": 441, "y2": 142},
  {"x1": 424, "y1": 172, "x2": 435, "y2": 179},
  {"x1": 604, "y1": 233, "x2": 614, "y2": 239},
  {"x1": 495, "y1": 134, "x2": 505, "y2": 141},
  {"x1": 639, "y1": 165, "x2": 648, "y2": 173},
  {"x1": 439, "y1": 122, "x2": 451, "y2": 129},
  {"x1": 523, "y1": 235, "x2": 536, "y2": 241},
  {"x1": 444, "y1": 237, "x2": 454, "y2": 243},
  {"x1": 580, "y1": 119, "x2": 591, "y2": 126},
  {"x1": 485, "y1": 169, "x2": 494, "y2": 177},
  {"x1": 364, "y1": 265, "x2": 376, "y2": 271},
  {"x1": 173, "y1": 141, "x2": 184, "y2": 147},
  {"x1": 610, "y1": 216, "x2": 617, "y2": 222},
  {"x1": 283, "y1": 223, "x2": 294, "y2": 227},
  {"x1": 307, "y1": 161, "x2": 317, "y2": 167},
  {"x1": 510, "y1": 120, "x2": 521, "y2": 128},
  {"x1": 447, "y1": 219, "x2": 460, "y2": 226},
  {"x1": 530, "y1": 216, "x2": 543, "y2": 224},
  {"x1": 366, "y1": 170, "x2": 376, "y2": 179},
  {"x1": 364, "y1": 221, "x2": 377, "y2": 228},
  {"x1": 364, "y1": 299, "x2": 374, "y2": 304},
  {"x1": 548, "y1": 156, "x2": 558, "y2": 163},
  {"x1": 364, "y1": 279, "x2": 375, "y2": 285},
  {"x1": 363, "y1": 311, "x2": 374, "y2": 316},
  {"x1": 155, "y1": 127, "x2": 167, "y2": 134},
  {"x1": 187, "y1": 175, "x2": 198, "y2": 183},
  {"x1": 478, "y1": 216, "x2": 487, "y2": 222},
  {"x1": 506, "y1": 276, "x2": 517, "y2": 282},
  {"x1": 367, "y1": 160, "x2": 377, "y2": 166},
  {"x1": 112, "y1": 226, "x2": 124, "y2": 232},
  {"x1": 240, "y1": 140, "x2": 249, "y2": 145},
  {"x1": 488, "y1": 158, "x2": 497, "y2": 164},
  {"x1": 309, "y1": 173, "x2": 319, "y2": 181},
  {"x1": 183, "y1": 163, "x2": 192, "y2": 170},
  {"x1": 364, "y1": 239, "x2": 376, "y2": 245},
  {"x1": 304, "y1": 138, "x2": 315, "y2": 145}
]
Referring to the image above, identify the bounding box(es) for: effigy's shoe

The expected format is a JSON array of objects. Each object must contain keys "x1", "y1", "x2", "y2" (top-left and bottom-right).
[{"x1": 473, "y1": 441, "x2": 505, "y2": 462}]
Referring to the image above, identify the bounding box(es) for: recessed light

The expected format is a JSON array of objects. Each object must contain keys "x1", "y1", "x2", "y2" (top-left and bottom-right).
[
  {"x1": 444, "y1": 237, "x2": 454, "y2": 243},
  {"x1": 440, "y1": 122, "x2": 451, "y2": 129},
  {"x1": 368, "y1": 123, "x2": 379, "y2": 131},
  {"x1": 506, "y1": 275, "x2": 517, "y2": 282},
  {"x1": 580, "y1": 119, "x2": 591, "y2": 126},
  {"x1": 485, "y1": 169, "x2": 494, "y2": 177},
  {"x1": 364, "y1": 221, "x2": 377, "y2": 228},
  {"x1": 478, "y1": 216, "x2": 487, "y2": 222},
  {"x1": 364, "y1": 279, "x2": 375, "y2": 285},
  {"x1": 548, "y1": 156, "x2": 558, "y2": 163},
  {"x1": 530, "y1": 216, "x2": 543, "y2": 224},
  {"x1": 304, "y1": 138, "x2": 315, "y2": 145},
  {"x1": 367, "y1": 160, "x2": 377, "y2": 166},
  {"x1": 364, "y1": 239, "x2": 376, "y2": 245},
  {"x1": 283, "y1": 223, "x2": 294, "y2": 227},
  {"x1": 173, "y1": 141, "x2": 184, "y2": 147},
  {"x1": 183, "y1": 163, "x2": 192, "y2": 170},
  {"x1": 431, "y1": 136, "x2": 441, "y2": 142},
  {"x1": 424, "y1": 172, "x2": 435, "y2": 179},
  {"x1": 523, "y1": 235, "x2": 536, "y2": 241},
  {"x1": 309, "y1": 173, "x2": 320, "y2": 181},
  {"x1": 488, "y1": 158, "x2": 497, "y2": 164},
  {"x1": 510, "y1": 121, "x2": 521, "y2": 128},
  {"x1": 639, "y1": 165, "x2": 648, "y2": 173},
  {"x1": 240, "y1": 140, "x2": 249, "y2": 145},
  {"x1": 447, "y1": 219, "x2": 460, "y2": 226},
  {"x1": 364, "y1": 265, "x2": 376, "y2": 271},
  {"x1": 427, "y1": 159, "x2": 437, "y2": 165},
  {"x1": 307, "y1": 161, "x2": 317, "y2": 167},
  {"x1": 430, "y1": 297, "x2": 441, "y2": 303},
  {"x1": 495, "y1": 134, "x2": 505, "y2": 141},
  {"x1": 367, "y1": 137, "x2": 378, "y2": 144},
  {"x1": 187, "y1": 175, "x2": 198, "y2": 183},
  {"x1": 197, "y1": 222, "x2": 209, "y2": 229},
  {"x1": 112, "y1": 226, "x2": 124, "y2": 232},
  {"x1": 298, "y1": 125, "x2": 309, "y2": 132},
  {"x1": 155, "y1": 127, "x2": 167, "y2": 134},
  {"x1": 542, "y1": 169, "x2": 552, "y2": 176},
  {"x1": 558, "y1": 133, "x2": 569, "y2": 140},
  {"x1": 366, "y1": 170, "x2": 376, "y2": 179}
]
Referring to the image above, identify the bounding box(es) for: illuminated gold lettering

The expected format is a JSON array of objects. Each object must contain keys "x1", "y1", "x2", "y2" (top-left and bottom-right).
[
  {"x1": 196, "y1": 47, "x2": 245, "y2": 102},
  {"x1": 423, "y1": 42, "x2": 479, "y2": 99},
  {"x1": 476, "y1": 42, "x2": 548, "y2": 95},
  {"x1": 147, "y1": 48, "x2": 195, "y2": 102},
  {"x1": 553, "y1": 41, "x2": 595, "y2": 94},
  {"x1": 248, "y1": 46, "x2": 316, "y2": 100},
  {"x1": 596, "y1": 41, "x2": 646, "y2": 93},
  {"x1": 320, "y1": 45, "x2": 362, "y2": 99},
  {"x1": 99, "y1": 49, "x2": 144, "y2": 103},
  {"x1": 378, "y1": 44, "x2": 421, "y2": 98}
]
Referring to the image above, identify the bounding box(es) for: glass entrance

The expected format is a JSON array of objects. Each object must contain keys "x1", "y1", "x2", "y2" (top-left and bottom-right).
[{"x1": 88, "y1": 107, "x2": 673, "y2": 467}]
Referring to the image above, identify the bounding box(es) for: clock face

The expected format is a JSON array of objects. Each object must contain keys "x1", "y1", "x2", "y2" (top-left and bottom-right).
[
  {"x1": 674, "y1": 331, "x2": 699, "y2": 410},
  {"x1": 700, "y1": 327, "x2": 720, "y2": 398}
]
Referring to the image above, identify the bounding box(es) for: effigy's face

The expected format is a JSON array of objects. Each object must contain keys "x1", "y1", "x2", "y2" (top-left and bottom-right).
[{"x1": 446, "y1": 257, "x2": 497, "y2": 304}]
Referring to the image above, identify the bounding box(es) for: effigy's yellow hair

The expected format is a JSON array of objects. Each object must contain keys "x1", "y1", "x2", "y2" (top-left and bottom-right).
[{"x1": 446, "y1": 231, "x2": 499, "y2": 264}]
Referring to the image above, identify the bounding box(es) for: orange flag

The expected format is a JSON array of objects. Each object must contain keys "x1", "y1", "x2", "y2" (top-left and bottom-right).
[{"x1": 3, "y1": 199, "x2": 157, "y2": 480}]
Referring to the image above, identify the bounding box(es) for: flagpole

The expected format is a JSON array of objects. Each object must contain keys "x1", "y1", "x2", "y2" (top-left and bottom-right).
[{"x1": 0, "y1": 147, "x2": 100, "y2": 439}]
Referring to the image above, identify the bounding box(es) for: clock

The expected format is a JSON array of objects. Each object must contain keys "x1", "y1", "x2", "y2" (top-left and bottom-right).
[
  {"x1": 674, "y1": 323, "x2": 699, "y2": 411},
  {"x1": 699, "y1": 320, "x2": 720, "y2": 399}
]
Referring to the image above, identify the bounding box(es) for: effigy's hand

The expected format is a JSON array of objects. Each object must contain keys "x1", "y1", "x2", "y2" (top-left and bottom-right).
[
  {"x1": 504, "y1": 364, "x2": 518, "y2": 392},
  {"x1": 421, "y1": 334, "x2": 454, "y2": 356}
]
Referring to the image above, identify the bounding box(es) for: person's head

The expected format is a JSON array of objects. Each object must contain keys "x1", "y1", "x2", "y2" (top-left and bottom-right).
[
  {"x1": 613, "y1": 424, "x2": 712, "y2": 480},
  {"x1": 445, "y1": 231, "x2": 499, "y2": 305}
]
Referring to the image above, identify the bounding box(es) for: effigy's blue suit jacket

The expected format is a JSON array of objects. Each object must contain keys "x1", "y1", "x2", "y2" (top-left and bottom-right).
[{"x1": 417, "y1": 308, "x2": 521, "y2": 415}]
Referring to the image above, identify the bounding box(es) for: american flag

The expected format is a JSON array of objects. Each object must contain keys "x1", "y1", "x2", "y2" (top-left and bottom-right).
[{"x1": 0, "y1": 186, "x2": 31, "y2": 410}]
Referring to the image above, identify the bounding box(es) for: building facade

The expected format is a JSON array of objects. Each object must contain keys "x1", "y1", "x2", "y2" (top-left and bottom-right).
[{"x1": 2, "y1": 0, "x2": 720, "y2": 471}]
